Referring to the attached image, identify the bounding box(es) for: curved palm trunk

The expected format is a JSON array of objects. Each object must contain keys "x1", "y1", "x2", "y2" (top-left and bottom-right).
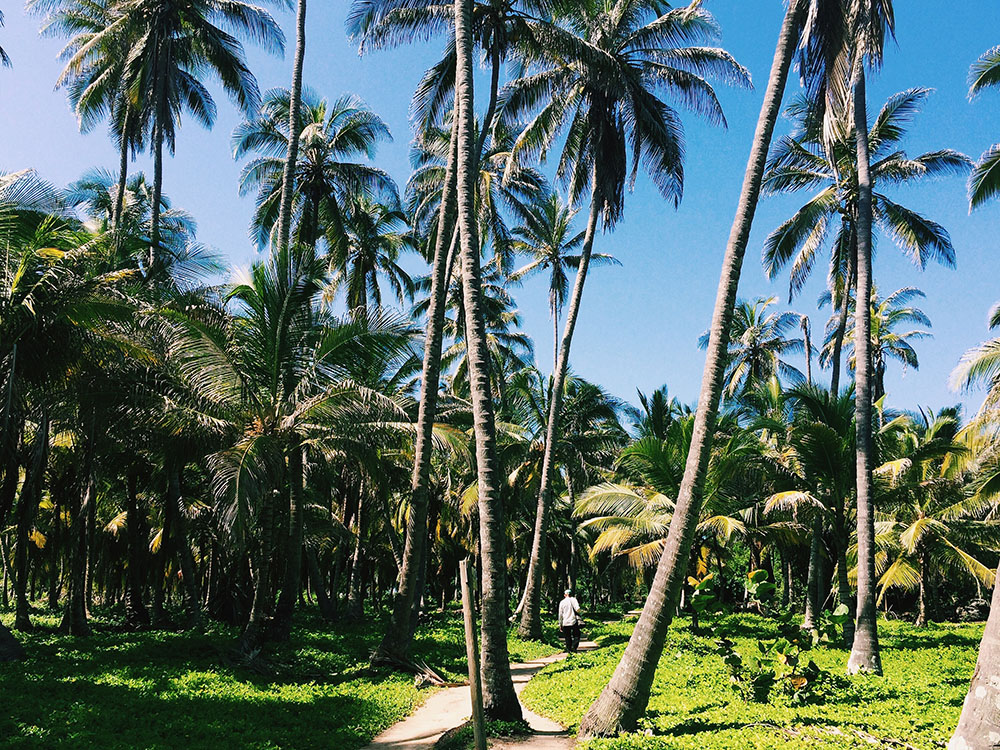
[
  {"x1": 374, "y1": 121, "x2": 459, "y2": 664},
  {"x1": 277, "y1": 0, "x2": 307, "y2": 254},
  {"x1": 950, "y1": 564, "x2": 1000, "y2": 747},
  {"x1": 519, "y1": 178, "x2": 600, "y2": 640},
  {"x1": 847, "y1": 66, "x2": 883, "y2": 676},
  {"x1": 455, "y1": 0, "x2": 520, "y2": 721},
  {"x1": 578, "y1": 1, "x2": 807, "y2": 736},
  {"x1": 274, "y1": 443, "x2": 305, "y2": 640}
]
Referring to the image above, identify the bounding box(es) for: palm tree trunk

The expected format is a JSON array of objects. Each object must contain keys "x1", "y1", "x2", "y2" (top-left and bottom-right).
[
  {"x1": 834, "y1": 505, "x2": 855, "y2": 646},
  {"x1": 14, "y1": 412, "x2": 48, "y2": 631},
  {"x1": 241, "y1": 487, "x2": 274, "y2": 653},
  {"x1": 274, "y1": 443, "x2": 305, "y2": 639},
  {"x1": 113, "y1": 110, "x2": 131, "y2": 230},
  {"x1": 950, "y1": 565, "x2": 1000, "y2": 747},
  {"x1": 306, "y1": 547, "x2": 336, "y2": 620},
  {"x1": 916, "y1": 552, "x2": 928, "y2": 627},
  {"x1": 346, "y1": 495, "x2": 367, "y2": 620},
  {"x1": 829, "y1": 252, "x2": 855, "y2": 397},
  {"x1": 277, "y1": 0, "x2": 307, "y2": 254},
  {"x1": 454, "y1": 0, "x2": 521, "y2": 722},
  {"x1": 847, "y1": 66, "x2": 883, "y2": 677},
  {"x1": 149, "y1": 82, "x2": 165, "y2": 276},
  {"x1": 519, "y1": 175, "x2": 600, "y2": 640},
  {"x1": 124, "y1": 470, "x2": 150, "y2": 629},
  {"x1": 803, "y1": 514, "x2": 823, "y2": 630},
  {"x1": 168, "y1": 463, "x2": 202, "y2": 629},
  {"x1": 0, "y1": 617, "x2": 23, "y2": 662},
  {"x1": 578, "y1": 0, "x2": 807, "y2": 736},
  {"x1": 60, "y1": 427, "x2": 93, "y2": 637},
  {"x1": 802, "y1": 317, "x2": 812, "y2": 385}
]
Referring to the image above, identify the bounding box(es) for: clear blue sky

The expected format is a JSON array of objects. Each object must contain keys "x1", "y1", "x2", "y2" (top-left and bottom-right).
[{"x1": 1, "y1": 1, "x2": 997, "y2": 414}]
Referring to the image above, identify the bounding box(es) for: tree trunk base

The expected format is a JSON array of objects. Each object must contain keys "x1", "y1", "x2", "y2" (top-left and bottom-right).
[{"x1": 0, "y1": 622, "x2": 25, "y2": 662}]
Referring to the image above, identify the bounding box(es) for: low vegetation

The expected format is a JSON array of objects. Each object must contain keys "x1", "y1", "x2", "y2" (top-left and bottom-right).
[{"x1": 522, "y1": 615, "x2": 980, "y2": 750}]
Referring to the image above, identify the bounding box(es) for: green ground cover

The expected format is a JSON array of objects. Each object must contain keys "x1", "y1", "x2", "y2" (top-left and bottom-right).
[
  {"x1": 0, "y1": 607, "x2": 557, "y2": 749},
  {"x1": 521, "y1": 614, "x2": 980, "y2": 750}
]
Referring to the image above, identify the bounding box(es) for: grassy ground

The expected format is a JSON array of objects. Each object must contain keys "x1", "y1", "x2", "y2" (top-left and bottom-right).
[
  {"x1": 520, "y1": 614, "x2": 980, "y2": 750},
  {"x1": 0, "y1": 605, "x2": 558, "y2": 749}
]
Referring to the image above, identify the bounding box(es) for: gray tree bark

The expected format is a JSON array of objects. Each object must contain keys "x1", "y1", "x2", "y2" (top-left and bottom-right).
[{"x1": 578, "y1": 0, "x2": 808, "y2": 736}]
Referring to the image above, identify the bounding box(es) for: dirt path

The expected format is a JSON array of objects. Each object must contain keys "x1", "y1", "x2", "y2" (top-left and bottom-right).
[{"x1": 362, "y1": 641, "x2": 597, "y2": 750}]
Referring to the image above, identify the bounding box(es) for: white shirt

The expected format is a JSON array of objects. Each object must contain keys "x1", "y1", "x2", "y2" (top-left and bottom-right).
[{"x1": 558, "y1": 596, "x2": 580, "y2": 627}]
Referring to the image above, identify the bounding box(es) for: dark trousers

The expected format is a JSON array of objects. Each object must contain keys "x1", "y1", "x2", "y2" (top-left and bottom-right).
[{"x1": 561, "y1": 623, "x2": 580, "y2": 653}]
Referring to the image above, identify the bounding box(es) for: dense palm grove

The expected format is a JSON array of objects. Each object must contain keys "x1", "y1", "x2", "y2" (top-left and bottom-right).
[{"x1": 2, "y1": 0, "x2": 1000, "y2": 747}]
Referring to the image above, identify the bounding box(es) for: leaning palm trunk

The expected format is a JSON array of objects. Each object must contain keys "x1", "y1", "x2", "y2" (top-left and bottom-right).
[
  {"x1": 274, "y1": 443, "x2": 305, "y2": 639},
  {"x1": 578, "y1": 0, "x2": 807, "y2": 736},
  {"x1": 373, "y1": 114, "x2": 456, "y2": 661},
  {"x1": 276, "y1": 0, "x2": 307, "y2": 254},
  {"x1": 950, "y1": 565, "x2": 1000, "y2": 748},
  {"x1": 454, "y1": 0, "x2": 521, "y2": 721},
  {"x1": 519, "y1": 174, "x2": 600, "y2": 640},
  {"x1": 846, "y1": 66, "x2": 882, "y2": 676}
]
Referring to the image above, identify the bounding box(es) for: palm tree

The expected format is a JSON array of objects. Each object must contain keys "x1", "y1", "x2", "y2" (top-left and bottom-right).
[
  {"x1": 829, "y1": 286, "x2": 932, "y2": 404},
  {"x1": 698, "y1": 296, "x2": 804, "y2": 398},
  {"x1": 875, "y1": 408, "x2": 998, "y2": 627},
  {"x1": 503, "y1": 0, "x2": 750, "y2": 643},
  {"x1": 625, "y1": 385, "x2": 687, "y2": 441},
  {"x1": 31, "y1": 0, "x2": 145, "y2": 230},
  {"x1": 66, "y1": 0, "x2": 286, "y2": 275},
  {"x1": 969, "y1": 46, "x2": 1000, "y2": 210},
  {"x1": 952, "y1": 303, "x2": 1000, "y2": 416},
  {"x1": 763, "y1": 87, "x2": 968, "y2": 395},
  {"x1": 454, "y1": 0, "x2": 520, "y2": 721},
  {"x1": 579, "y1": 1, "x2": 811, "y2": 736},
  {"x1": 276, "y1": 0, "x2": 308, "y2": 256},
  {"x1": 510, "y1": 191, "x2": 618, "y2": 371},
  {"x1": 326, "y1": 197, "x2": 415, "y2": 319},
  {"x1": 233, "y1": 90, "x2": 396, "y2": 251}
]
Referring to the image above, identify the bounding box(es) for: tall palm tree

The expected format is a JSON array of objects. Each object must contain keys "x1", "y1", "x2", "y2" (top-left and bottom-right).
[
  {"x1": 276, "y1": 0, "x2": 308, "y2": 256},
  {"x1": 698, "y1": 296, "x2": 804, "y2": 398},
  {"x1": 31, "y1": 0, "x2": 145, "y2": 230},
  {"x1": 969, "y1": 46, "x2": 1000, "y2": 210},
  {"x1": 875, "y1": 408, "x2": 998, "y2": 627},
  {"x1": 503, "y1": 0, "x2": 750, "y2": 642},
  {"x1": 66, "y1": 0, "x2": 286, "y2": 275},
  {"x1": 579, "y1": 0, "x2": 811, "y2": 737},
  {"x1": 952, "y1": 303, "x2": 1000, "y2": 417},
  {"x1": 762, "y1": 87, "x2": 967, "y2": 394},
  {"x1": 828, "y1": 286, "x2": 932, "y2": 404},
  {"x1": 510, "y1": 191, "x2": 618, "y2": 371},
  {"x1": 625, "y1": 385, "x2": 687, "y2": 441},
  {"x1": 233, "y1": 90, "x2": 396, "y2": 251},
  {"x1": 326, "y1": 197, "x2": 415, "y2": 319},
  {"x1": 454, "y1": 0, "x2": 520, "y2": 721},
  {"x1": 845, "y1": 0, "x2": 898, "y2": 676}
]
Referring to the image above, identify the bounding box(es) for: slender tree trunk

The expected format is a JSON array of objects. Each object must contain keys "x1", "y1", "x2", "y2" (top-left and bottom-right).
[
  {"x1": 834, "y1": 510, "x2": 855, "y2": 647},
  {"x1": 276, "y1": 0, "x2": 307, "y2": 255},
  {"x1": 167, "y1": 463, "x2": 201, "y2": 629},
  {"x1": 241, "y1": 488, "x2": 275, "y2": 653},
  {"x1": 829, "y1": 252, "x2": 855, "y2": 397},
  {"x1": 274, "y1": 443, "x2": 305, "y2": 640},
  {"x1": 346, "y1": 496, "x2": 367, "y2": 621},
  {"x1": 0, "y1": 617, "x2": 23, "y2": 662},
  {"x1": 48, "y1": 490, "x2": 61, "y2": 609},
  {"x1": 124, "y1": 471, "x2": 150, "y2": 628},
  {"x1": 519, "y1": 177, "x2": 601, "y2": 640},
  {"x1": 950, "y1": 564, "x2": 1000, "y2": 747},
  {"x1": 454, "y1": 0, "x2": 521, "y2": 721},
  {"x1": 578, "y1": 1, "x2": 807, "y2": 736},
  {"x1": 149, "y1": 116, "x2": 164, "y2": 276},
  {"x1": 916, "y1": 552, "x2": 928, "y2": 628},
  {"x1": 802, "y1": 317, "x2": 812, "y2": 385},
  {"x1": 306, "y1": 548, "x2": 336, "y2": 620},
  {"x1": 113, "y1": 110, "x2": 131, "y2": 230},
  {"x1": 60, "y1": 433, "x2": 93, "y2": 637},
  {"x1": 847, "y1": 66, "x2": 882, "y2": 677},
  {"x1": 14, "y1": 414, "x2": 47, "y2": 631},
  {"x1": 803, "y1": 514, "x2": 823, "y2": 630}
]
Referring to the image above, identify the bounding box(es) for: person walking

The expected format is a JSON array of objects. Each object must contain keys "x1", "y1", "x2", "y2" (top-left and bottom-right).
[{"x1": 558, "y1": 589, "x2": 581, "y2": 653}]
